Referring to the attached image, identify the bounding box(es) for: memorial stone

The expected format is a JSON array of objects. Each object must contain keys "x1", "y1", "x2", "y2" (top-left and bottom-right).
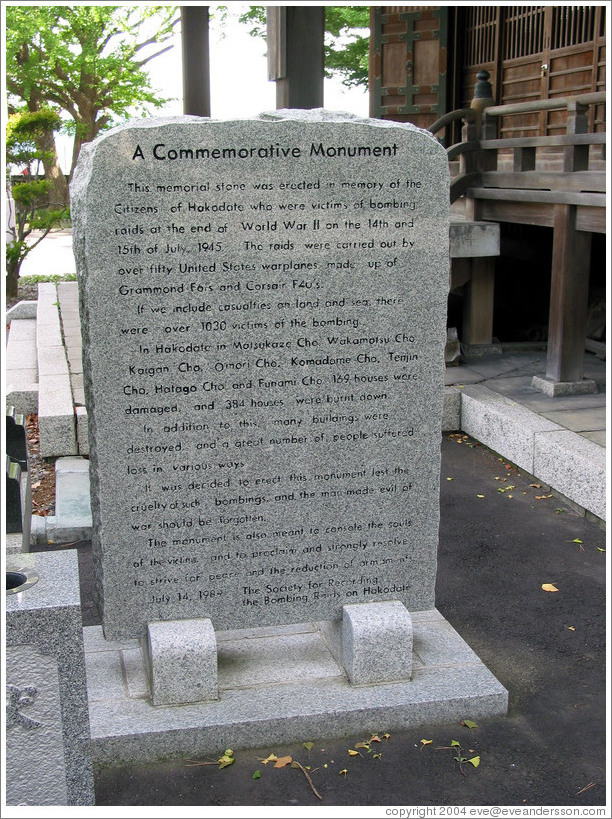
[{"x1": 72, "y1": 111, "x2": 449, "y2": 641}]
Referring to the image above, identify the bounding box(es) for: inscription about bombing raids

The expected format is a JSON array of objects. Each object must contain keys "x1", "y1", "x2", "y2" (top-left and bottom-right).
[{"x1": 71, "y1": 113, "x2": 450, "y2": 640}]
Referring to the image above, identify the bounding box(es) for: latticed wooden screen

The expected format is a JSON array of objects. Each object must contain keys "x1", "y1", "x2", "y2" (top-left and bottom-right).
[{"x1": 461, "y1": 5, "x2": 606, "y2": 136}]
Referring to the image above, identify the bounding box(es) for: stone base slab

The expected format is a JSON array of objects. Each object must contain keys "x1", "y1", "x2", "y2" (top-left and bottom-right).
[
  {"x1": 531, "y1": 375, "x2": 598, "y2": 397},
  {"x1": 85, "y1": 609, "x2": 507, "y2": 766},
  {"x1": 461, "y1": 343, "x2": 504, "y2": 359}
]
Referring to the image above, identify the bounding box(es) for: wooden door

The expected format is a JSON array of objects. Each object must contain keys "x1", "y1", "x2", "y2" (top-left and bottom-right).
[{"x1": 370, "y1": 6, "x2": 449, "y2": 131}]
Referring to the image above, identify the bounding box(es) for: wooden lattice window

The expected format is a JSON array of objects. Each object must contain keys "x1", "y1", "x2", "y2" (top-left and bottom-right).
[
  {"x1": 503, "y1": 6, "x2": 545, "y2": 61},
  {"x1": 463, "y1": 6, "x2": 498, "y2": 66},
  {"x1": 551, "y1": 6, "x2": 596, "y2": 50}
]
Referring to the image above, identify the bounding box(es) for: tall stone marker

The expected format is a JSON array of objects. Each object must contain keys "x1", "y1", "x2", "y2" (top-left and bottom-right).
[{"x1": 72, "y1": 111, "x2": 449, "y2": 641}]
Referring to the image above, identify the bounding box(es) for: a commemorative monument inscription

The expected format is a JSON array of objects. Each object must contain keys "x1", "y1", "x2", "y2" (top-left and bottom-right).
[
  {"x1": 73, "y1": 112, "x2": 448, "y2": 641},
  {"x1": 73, "y1": 112, "x2": 507, "y2": 754}
]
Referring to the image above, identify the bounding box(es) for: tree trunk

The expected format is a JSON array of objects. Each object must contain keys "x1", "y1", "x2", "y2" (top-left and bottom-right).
[
  {"x1": 39, "y1": 128, "x2": 69, "y2": 208},
  {"x1": 6, "y1": 257, "x2": 20, "y2": 299},
  {"x1": 25, "y1": 95, "x2": 70, "y2": 208},
  {"x1": 70, "y1": 132, "x2": 85, "y2": 179}
]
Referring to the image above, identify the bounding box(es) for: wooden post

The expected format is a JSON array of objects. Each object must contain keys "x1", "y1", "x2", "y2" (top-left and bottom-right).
[
  {"x1": 462, "y1": 258, "x2": 496, "y2": 347},
  {"x1": 181, "y1": 6, "x2": 211, "y2": 117},
  {"x1": 462, "y1": 70, "x2": 497, "y2": 351},
  {"x1": 545, "y1": 204, "x2": 592, "y2": 383},
  {"x1": 267, "y1": 6, "x2": 324, "y2": 109},
  {"x1": 540, "y1": 100, "x2": 593, "y2": 389},
  {"x1": 564, "y1": 101, "x2": 589, "y2": 172}
]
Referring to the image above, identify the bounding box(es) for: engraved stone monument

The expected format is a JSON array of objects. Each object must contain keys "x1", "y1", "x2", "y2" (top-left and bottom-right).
[
  {"x1": 72, "y1": 111, "x2": 507, "y2": 761},
  {"x1": 5, "y1": 552, "x2": 95, "y2": 806}
]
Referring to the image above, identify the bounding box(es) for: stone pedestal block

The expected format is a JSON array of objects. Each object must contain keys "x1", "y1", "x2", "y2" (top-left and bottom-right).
[
  {"x1": 342, "y1": 601, "x2": 413, "y2": 685},
  {"x1": 147, "y1": 618, "x2": 218, "y2": 706},
  {"x1": 532, "y1": 374, "x2": 598, "y2": 397}
]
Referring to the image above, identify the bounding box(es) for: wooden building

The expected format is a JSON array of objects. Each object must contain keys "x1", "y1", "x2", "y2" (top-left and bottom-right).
[
  {"x1": 369, "y1": 5, "x2": 607, "y2": 390},
  {"x1": 370, "y1": 5, "x2": 606, "y2": 134}
]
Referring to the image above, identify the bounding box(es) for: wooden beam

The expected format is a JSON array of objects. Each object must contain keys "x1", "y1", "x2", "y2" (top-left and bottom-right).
[
  {"x1": 181, "y1": 6, "x2": 210, "y2": 117},
  {"x1": 477, "y1": 200, "x2": 554, "y2": 227},
  {"x1": 269, "y1": 6, "x2": 324, "y2": 109},
  {"x1": 467, "y1": 187, "x2": 605, "y2": 207},
  {"x1": 546, "y1": 204, "x2": 592, "y2": 382},
  {"x1": 479, "y1": 171, "x2": 606, "y2": 192}
]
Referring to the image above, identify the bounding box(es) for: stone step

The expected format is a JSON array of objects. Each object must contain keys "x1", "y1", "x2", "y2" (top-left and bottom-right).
[
  {"x1": 30, "y1": 456, "x2": 92, "y2": 547},
  {"x1": 5, "y1": 317, "x2": 38, "y2": 415},
  {"x1": 36, "y1": 283, "x2": 77, "y2": 457},
  {"x1": 445, "y1": 383, "x2": 606, "y2": 521}
]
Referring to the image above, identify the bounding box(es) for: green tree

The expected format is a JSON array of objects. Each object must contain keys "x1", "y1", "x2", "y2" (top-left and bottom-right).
[
  {"x1": 6, "y1": 109, "x2": 68, "y2": 298},
  {"x1": 5, "y1": 5, "x2": 179, "y2": 179},
  {"x1": 236, "y1": 6, "x2": 370, "y2": 88}
]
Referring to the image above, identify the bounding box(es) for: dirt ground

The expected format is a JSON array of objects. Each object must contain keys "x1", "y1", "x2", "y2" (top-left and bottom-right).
[
  {"x1": 6, "y1": 279, "x2": 39, "y2": 311},
  {"x1": 79, "y1": 436, "x2": 608, "y2": 809}
]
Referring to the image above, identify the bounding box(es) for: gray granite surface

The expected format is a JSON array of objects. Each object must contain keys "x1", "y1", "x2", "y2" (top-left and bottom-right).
[
  {"x1": 147, "y1": 618, "x2": 218, "y2": 705},
  {"x1": 5, "y1": 551, "x2": 95, "y2": 806},
  {"x1": 72, "y1": 111, "x2": 450, "y2": 638},
  {"x1": 84, "y1": 609, "x2": 508, "y2": 765}
]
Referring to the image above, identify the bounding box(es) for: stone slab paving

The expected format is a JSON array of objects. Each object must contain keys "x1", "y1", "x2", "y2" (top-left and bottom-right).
[{"x1": 5, "y1": 317, "x2": 38, "y2": 414}]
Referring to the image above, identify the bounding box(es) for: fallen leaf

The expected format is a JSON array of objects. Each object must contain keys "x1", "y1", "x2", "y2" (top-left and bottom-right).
[
  {"x1": 467, "y1": 756, "x2": 480, "y2": 767},
  {"x1": 451, "y1": 740, "x2": 461, "y2": 747},
  {"x1": 260, "y1": 754, "x2": 278, "y2": 765},
  {"x1": 446, "y1": 477, "x2": 453, "y2": 481},
  {"x1": 461, "y1": 720, "x2": 478, "y2": 730},
  {"x1": 476, "y1": 494, "x2": 485, "y2": 498},
  {"x1": 530, "y1": 483, "x2": 541, "y2": 488},
  {"x1": 252, "y1": 770, "x2": 261, "y2": 780},
  {"x1": 572, "y1": 538, "x2": 583, "y2": 544},
  {"x1": 274, "y1": 756, "x2": 293, "y2": 768},
  {"x1": 369, "y1": 735, "x2": 382, "y2": 743},
  {"x1": 597, "y1": 547, "x2": 605, "y2": 553},
  {"x1": 565, "y1": 626, "x2": 575, "y2": 631},
  {"x1": 383, "y1": 733, "x2": 390, "y2": 740},
  {"x1": 372, "y1": 752, "x2": 382, "y2": 759},
  {"x1": 354, "y1": 741, "x2": 370, "y2": 749},
  {"x1": 542, "y1": 583, "x2": 559, "y2": 592},
  {"x1": 420, "y1": 739, "x2": 433, "y2": 747},
  {"x1": 348, "y1": 749, "x2": 360, "y2": 756},
  {"x1": 302, "y1": 741, "x2": 314, "y2": 751},
  {"x1": 339, "y1": 769, "x2": 348, "y2": 776},
  {"x1": 218, "y1": 754, "x2": 234, "y2": 769}
]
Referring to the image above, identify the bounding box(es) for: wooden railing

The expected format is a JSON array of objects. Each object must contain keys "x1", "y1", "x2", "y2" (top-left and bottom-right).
[
  {"x1": 428, "y1": 88, "x2": 606, "y2": 384},
  {"x1": 428, "y1": 92, "x2": 606, "y2": 218}
]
